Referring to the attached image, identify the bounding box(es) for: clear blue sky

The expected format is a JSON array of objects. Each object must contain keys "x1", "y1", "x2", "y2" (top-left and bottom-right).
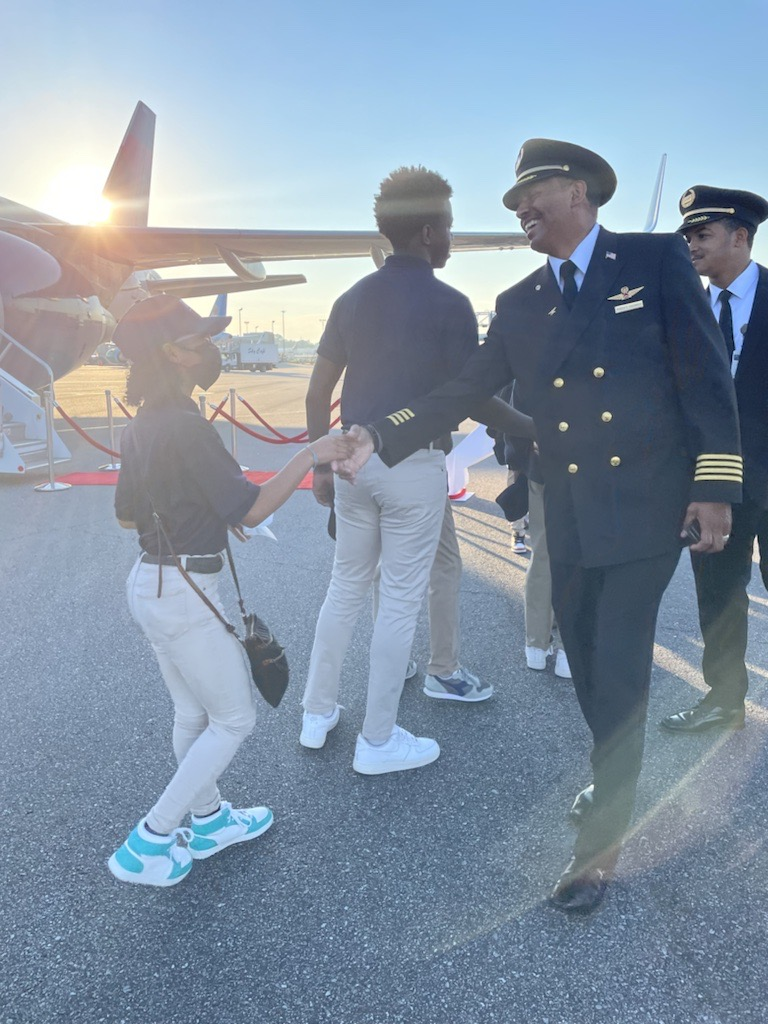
[{"x1": 2, "y1": 0, "x2": 767, "y2": 340}]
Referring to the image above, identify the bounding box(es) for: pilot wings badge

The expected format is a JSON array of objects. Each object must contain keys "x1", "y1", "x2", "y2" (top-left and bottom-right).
[{"x1": 608, "y1": 286, "x2": 644, "y2": 301}]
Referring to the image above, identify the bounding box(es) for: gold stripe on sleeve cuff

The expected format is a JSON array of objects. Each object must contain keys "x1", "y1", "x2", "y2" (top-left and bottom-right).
[
  {"x1": 386, "y1": 408, "x2": 415, "y2": 426},
  {"x1": 694, "y1": 453, "x2": 743, "y2": 483}
]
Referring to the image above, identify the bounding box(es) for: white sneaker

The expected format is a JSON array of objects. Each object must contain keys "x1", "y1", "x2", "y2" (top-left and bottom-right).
[
  {"x1": 405, "y1": 659, "x2": 419, "y2": 681},
  {"x1": 512, "y1": 532, "x2": 527, "y2": 554},
  {"x1": 525, "y1": 645, "x2": 552, "y2": 670},
  {"x1": 189, "y1": 801, "x2": 273, "y2": 860},
  {"x1": 299, "y1": 705, "x2": 341, "y2": 748},
  {"x1": 555, "y1": 649, "x2": 572, "y2": 679},
  {"x1": 353, "y1": 725, "x2": 440, "y2": 775},
  {"x1": 108, "y1": 822, "x2": 193, "y2": 887}
]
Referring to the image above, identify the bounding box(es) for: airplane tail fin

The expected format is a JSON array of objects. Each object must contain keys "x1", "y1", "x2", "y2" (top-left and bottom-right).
[
  {"x1": 102, "y1": 101, "x2": 156, "y2": 227},
  {"x1": 642, "y1": 154, "x2": 667, "y2": 233},
  {"x1": 209, "y1": 294, "x2": 227, "y2": 318}
]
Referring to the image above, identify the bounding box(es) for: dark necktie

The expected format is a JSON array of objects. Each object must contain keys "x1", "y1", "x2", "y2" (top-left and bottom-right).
[
  {"x1": 561, "y1": 260, "x2": 578, "y2": 310},
  {"x1": 718, "y1": 289, "x2": 734, "y2": 360}
]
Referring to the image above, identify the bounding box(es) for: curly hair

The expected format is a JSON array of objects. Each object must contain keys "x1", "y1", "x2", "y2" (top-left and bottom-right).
[{"x1": 374, "y1": 166, "x2": 453, "y2": 249}]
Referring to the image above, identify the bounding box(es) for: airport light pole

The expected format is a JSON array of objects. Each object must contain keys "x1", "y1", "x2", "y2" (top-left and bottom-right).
[
  {"x1": 238, "y1": 308, "x2": 243, "y2": 335},
  {"x1": 244, "y1": 321, "x2": 249, "y2": 334},
  {"x1": 281, "y1": 310, "x2": 286, "y2": 359}
]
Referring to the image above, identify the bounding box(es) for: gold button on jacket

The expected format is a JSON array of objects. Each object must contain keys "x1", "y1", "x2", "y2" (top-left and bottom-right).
[
  {"x1": 601, "y1": 411, "x2": 613, "y2": 422},
  {"x1": 558, "y1": 422, "x2": 569, "y2": 432},
  {"x1": 568, "y1": 463, "x2": 578, "y2": 474},
  {"x1": 593, "y1": 367, "x2": 605, "y2": 378},
  {"x1": 610, "y1": 456, "x2": 621, "y2": 467},
  {"x1": 553, "y1": 377, "x2": 565, "y2": 388}
]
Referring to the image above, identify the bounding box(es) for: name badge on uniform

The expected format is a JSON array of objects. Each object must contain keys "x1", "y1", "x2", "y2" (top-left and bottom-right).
[{"x1": 614, "y1": 300, "x2": 644, "y2": 314}]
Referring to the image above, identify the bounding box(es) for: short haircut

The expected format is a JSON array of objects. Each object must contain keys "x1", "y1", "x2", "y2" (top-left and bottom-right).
[
  {"x1": 551, "y1": 174, "x2": 599, "y2": 209},
  {"x1": 722, "y1": 216, "x2": 756, "y2": 250},
  {"x1": 374, "y1": 166, "x2": 453, "y2": 248}
]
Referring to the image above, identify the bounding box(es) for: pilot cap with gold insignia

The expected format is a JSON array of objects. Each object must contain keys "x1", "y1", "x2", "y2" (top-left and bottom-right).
[
  {"x1": 503, "y1": 139, "x2": 617, "y2": 211},
  {"x1": 677, "y1": 185, "x2": 768, "y2": 234}
]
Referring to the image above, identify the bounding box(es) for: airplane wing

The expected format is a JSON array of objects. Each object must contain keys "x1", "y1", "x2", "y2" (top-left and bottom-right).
[
  {"x1": 26, "y1": 224, "x2": 528, "y2": 270},
  {"x1": 146, "y1": 273, "x2": 307, "y2": 299}
]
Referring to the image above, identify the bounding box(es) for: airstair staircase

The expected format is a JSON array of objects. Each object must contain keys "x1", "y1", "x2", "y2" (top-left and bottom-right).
[
  {"x1": 0, "y1": 368, "x2": 70, "y2": 475},
  {"x1": 0, "y1": 323, "x2": 71, "y2": 477}
]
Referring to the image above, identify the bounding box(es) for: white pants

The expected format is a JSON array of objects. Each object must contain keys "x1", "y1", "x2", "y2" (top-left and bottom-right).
[
  {"x1": 303, "y1": 449, "x2": 447, "y2": 743},
  {"x1": 373, "y1": 496, "x2": 463, "y2": 676},
  {"x1": 524, "y1": 480, "x2": 557, "y2": 650},
  {"x1": 126, "y1": 559, "x2": 257, "y2": 834},
  {"x1": 426, "y1": 499, "x2": 462, "y2": 677}
]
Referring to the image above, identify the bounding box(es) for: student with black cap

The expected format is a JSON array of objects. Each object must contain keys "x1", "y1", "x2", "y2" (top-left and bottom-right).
[
  {"x1": 660, "y1": 186, "x2": 768, "y2": 734},
  {"x1": 332, "y1": 139, "x2": 743, "y2": 912},
  {"x1": 107, "y1": 295, "x2": 351, "y2": 887}
]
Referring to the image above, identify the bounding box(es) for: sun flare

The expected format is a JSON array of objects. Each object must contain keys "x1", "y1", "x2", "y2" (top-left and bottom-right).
[{"x1": 40, "y1": 164, "x2": 112, "y2": 224}]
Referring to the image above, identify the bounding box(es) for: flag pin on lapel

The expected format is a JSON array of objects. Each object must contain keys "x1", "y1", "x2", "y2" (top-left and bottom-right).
[
  {"x1": 548, "y1": 307, "x2": 557, "y2": 316},
  {"x1": 605, "y1": 251, "x2": 617, "y2": 260}
]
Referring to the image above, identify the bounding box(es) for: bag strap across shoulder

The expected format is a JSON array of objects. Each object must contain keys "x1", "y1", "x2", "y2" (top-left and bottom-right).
[{"x1": 147, "y1": 497, "x2": 243, "y2": 639}]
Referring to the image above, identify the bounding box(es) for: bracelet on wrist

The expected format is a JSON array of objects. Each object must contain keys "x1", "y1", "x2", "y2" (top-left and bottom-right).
[{"x1": 304, "y1": 444, "x2": 318, "y2": 469}]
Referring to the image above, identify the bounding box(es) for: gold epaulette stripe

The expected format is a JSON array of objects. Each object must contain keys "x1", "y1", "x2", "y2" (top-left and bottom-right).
[
  {"x1": 386, "y1": 408, "x2": 415, "y2": 426},
  {"x1": 696, "y1": 453, "x2": 742, "y2": 461},
  {"x1": 694, "y1": 472, "x2": 744, "y2": 481},
  {"x1": 696, "y1": 462, "x2": 743, "y2": 469}
]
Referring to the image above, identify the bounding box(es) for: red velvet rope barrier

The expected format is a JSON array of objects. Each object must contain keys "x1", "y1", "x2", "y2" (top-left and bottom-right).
[
  {"x1": 209, "y1": 406, "x2": 300, "y2": 443},
  {"x1": 55, "y1": 404, "x2": 121, "y2": 458},
  {"x1": 54, "y1": 392, "x2": 339, "y2": 462},
  {"x1": 237, "y1": 395, "x2": 308, "y2": 441},
  {"x1": 236, "y1": 396, "x2": 342, "y2": 442},
  {"x1": 208, "y1": 398, "x2": 227, "y2": 422},
  {"x1": 112, "y1": 396, "x2": 134, "y2": 419}
]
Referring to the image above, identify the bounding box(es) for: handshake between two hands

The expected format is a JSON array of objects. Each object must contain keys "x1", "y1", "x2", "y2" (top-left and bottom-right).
[{"x1": 309, "y1": 425, "x2": 375, "y2": 507}]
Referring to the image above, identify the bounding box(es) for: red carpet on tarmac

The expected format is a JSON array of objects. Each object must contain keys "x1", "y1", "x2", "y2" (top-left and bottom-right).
[{"x1": 55, "y1": 470, "x2": 314, "y2": 488}]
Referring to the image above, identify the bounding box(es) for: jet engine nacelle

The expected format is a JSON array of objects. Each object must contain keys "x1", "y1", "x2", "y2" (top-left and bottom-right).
[{"x1": 0, "y1": 230, "x2": 115, "y2": 389}]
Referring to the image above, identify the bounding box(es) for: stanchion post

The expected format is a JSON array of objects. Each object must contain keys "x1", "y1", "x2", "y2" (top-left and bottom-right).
[
  {"x1": 229, "y1": 388, "x2": 248, "y2": 470},
  {"x1": 229, "y1": 388, "x2": 238, "y2": 460},
  {"x1": 99, "y1": 390, "x2": 121, "y2": 471},
  {"x1": 34, "y1": 387, "x2": 70, "y2": 492}
]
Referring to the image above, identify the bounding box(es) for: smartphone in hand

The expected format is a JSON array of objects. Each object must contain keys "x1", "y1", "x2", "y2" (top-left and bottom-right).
[{"x1": 681, "y1": 519, "x2": 701, "y2": 546}]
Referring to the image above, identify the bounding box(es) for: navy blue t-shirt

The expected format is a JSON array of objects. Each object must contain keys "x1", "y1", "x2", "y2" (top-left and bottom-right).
[
  {"x1": 318, "y1": 254, "x2": 479, "y2": 427},
  {"x1": 115, "y1": 396, "x2": 260, "y2": 555}
]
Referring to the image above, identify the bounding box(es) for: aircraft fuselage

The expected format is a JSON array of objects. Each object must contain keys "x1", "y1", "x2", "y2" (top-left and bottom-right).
[{"x1": 0, "y1": 229, "x2": 117, "y2": 389}]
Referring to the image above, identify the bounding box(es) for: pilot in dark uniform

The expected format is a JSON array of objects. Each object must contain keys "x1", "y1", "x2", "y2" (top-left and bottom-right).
[
  {"x1": 336, "y1": 140, "x2": 742, "y2": 913},
  {"x1": 661, "y1": 187, "x2": 768, "y2": 733}
]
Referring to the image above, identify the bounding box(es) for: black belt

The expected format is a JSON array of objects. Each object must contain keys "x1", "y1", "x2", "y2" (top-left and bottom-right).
[{"x1": 141, "y1": 553, "x2": 224, "y2": 574}]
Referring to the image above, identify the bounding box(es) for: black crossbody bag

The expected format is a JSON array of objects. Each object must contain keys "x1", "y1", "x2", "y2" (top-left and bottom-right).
[{"x1": 148, "y1": 503, "x2": 289, "y2": 708}]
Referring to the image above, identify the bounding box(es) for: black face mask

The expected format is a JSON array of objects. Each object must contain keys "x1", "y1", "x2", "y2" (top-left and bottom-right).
[{"x1": 192, "y1": 346, "x2": 222, "y2": 390}]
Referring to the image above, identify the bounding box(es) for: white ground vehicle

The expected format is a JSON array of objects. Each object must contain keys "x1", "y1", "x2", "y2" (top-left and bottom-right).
[{"x1": 235, "y1": 334, "x2": 280, "y2": 372}]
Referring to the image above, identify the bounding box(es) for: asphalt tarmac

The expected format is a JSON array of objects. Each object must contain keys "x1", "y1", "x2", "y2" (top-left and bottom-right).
[{"x1": 1, "y1": 382, "x2": 766, "y2": 1024}]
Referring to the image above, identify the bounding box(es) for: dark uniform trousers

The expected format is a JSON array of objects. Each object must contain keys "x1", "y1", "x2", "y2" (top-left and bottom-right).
[
  {"x1": 690, "y1": 264, "x2": 768, "y2": 710},
  {"x1": 692, "y1": 497, "x2": 768, "y2": 709},
  {"x1": 371, "y1": 228, "x2": 742, "y2": 871},
  {"x1": 551, "y1": 552, "x2": 679, "y2": 868}
]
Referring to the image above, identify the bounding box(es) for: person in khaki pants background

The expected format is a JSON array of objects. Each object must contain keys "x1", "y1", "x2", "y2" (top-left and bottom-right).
[{"x1": 496, "y1": 385, "x2": 571, "y2": 679}]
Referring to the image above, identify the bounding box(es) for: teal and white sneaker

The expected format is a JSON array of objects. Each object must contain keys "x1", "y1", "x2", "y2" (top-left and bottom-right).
[
  {"x1": 188, "y1": 801, "x2": 273, "y2": 860},
  {"x1": 108, "y1": 822, "x2": 193, "y2": 887}
]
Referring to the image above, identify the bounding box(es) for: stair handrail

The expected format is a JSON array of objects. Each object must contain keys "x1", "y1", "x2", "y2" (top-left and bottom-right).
[{"x1": 0, "y1": 326, "x2": 68, "y2": 491}]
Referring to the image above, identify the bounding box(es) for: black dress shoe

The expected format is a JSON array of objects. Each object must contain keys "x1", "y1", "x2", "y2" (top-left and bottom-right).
[
  {"x1": 569, "y1": 784, "x2": 594, "y2": 824},
  {"x1": 660, "y1": 701, "x2": 745, "y2": 734},
  {"x1": 549, "y1": 857, "x2": 608, "y2": 914}
]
